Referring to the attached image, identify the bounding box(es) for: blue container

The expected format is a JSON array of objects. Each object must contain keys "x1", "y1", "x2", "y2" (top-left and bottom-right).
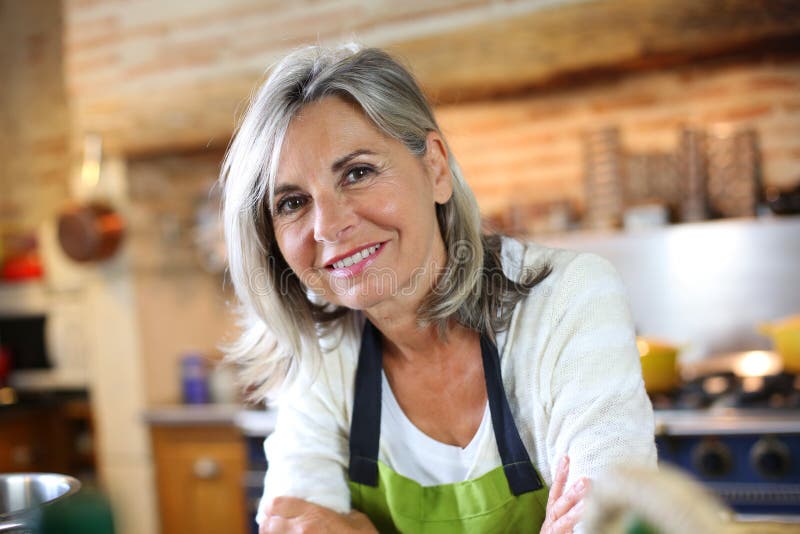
[{"x1": 181, "y1": 353, "x2": 209, "y2": 404}]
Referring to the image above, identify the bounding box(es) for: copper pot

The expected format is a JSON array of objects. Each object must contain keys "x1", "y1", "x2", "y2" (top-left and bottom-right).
[{"x1": 57, "y1": 202, "x2": 125, "y2": 262}]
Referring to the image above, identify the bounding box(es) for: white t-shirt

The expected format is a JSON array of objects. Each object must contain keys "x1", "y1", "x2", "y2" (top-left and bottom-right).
[
  {"x1": 257, "y1": 238, "x2": 658, "y2": 524},
  {"x1": 381, "y1": 370, "x2": 495, "y2": 486}
]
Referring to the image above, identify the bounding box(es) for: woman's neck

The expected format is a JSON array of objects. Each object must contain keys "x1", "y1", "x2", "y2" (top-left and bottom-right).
[
  {"x1": 367, "y1": 312, "x2": 441, "y2": 361},
  {"x1": 363, "y1": 232, "x2": 454, "y2": 361},
  {"x1": 365, "y1": 310, "x2": 473, "y2": 365}
]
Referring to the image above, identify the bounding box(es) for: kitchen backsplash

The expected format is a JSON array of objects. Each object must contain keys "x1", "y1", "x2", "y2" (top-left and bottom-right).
[{"x1": 542, "y1": 216, "x2": 800, "y2": 362}]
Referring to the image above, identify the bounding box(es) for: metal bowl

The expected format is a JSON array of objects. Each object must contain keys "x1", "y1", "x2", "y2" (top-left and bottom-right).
[{"x1": 0, "y1": 473, "x2": 81, "y2": 532}]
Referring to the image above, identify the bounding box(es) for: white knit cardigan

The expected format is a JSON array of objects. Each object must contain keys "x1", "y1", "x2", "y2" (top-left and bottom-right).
[{"x1": 257, "y1": 238, "x2": 658, "y2": 524}]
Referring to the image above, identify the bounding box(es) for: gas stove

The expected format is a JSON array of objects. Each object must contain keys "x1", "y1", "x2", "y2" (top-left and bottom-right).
[
  {"x1": 653, "y1": 369, "x2": 800, "y2": 520},
  {"x1": 651, "y1": 371, "x2": 800, "y2": 412}
]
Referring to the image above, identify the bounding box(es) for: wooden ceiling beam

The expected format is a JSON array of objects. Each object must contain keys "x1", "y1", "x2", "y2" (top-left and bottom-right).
[
  {"x1": 72, "y1": 0, "x2": 800, "y2": 156},
  {"x1": 387, "y1": 0, "x2": 800, "y2": 103}
]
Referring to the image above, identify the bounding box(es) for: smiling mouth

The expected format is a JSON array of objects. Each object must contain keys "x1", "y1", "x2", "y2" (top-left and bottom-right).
[{"x1": 327, "y1": 243, "x2": 383, "y2": 270}]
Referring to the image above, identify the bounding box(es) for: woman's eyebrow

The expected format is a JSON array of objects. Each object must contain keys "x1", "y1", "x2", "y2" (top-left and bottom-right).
[
  {"x1": 273, "y1": 183, "x2": 302, "y2": 197},
  {"x1": 331, "y1": 149, "x2": 377, "y2": 172},
  {"x1": 273, "y1": 149, "x2": 378, "y2": 198}
]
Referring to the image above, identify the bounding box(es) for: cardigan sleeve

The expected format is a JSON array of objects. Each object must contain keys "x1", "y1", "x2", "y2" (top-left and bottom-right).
[
  {"x1": 542, "y1": 252, "x2": 657, "y2": 492},
  {"x1": 256, "y1": 357, "x2": 352, "y2": 525}
]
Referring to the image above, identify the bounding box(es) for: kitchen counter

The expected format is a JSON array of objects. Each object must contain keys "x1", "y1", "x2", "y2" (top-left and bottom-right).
[
  {"x1": 0, "y1": 388, "x2": 88, "y2": 410},
  {"x1": 145, "y1": 405, "x2": 800, "y2": 530},
  {"x1": 146, "y1": 404, "x2": 800, "y2": 441},
  {"x1": 143, "y1": 404, "x2": 278, "y2": 436},
  {"x1": 654, "y1": 408, "x2": 800, "y2": 436}
]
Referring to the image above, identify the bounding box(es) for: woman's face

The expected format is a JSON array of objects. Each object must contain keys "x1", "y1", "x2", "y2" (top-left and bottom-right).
[{"x1": 271, "y1": 96, "x2": 453, "y2": 313}]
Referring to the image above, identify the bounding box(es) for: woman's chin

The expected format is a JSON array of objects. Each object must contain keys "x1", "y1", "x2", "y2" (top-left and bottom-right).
[
  {"x1": 328, "y1": 293, "x2": 387, "y2": 312},
  {"x1": 318, "y1": 283, "x2": 397, "y2": 312}
]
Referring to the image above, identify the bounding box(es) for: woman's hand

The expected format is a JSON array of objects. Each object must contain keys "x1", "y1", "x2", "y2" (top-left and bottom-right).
[
  {"x1": 541, "y1": 456, "x2": 590, "y2": 534},
  {"x1": 260, "y1": 497, "x2": 377, "y2": 534}
]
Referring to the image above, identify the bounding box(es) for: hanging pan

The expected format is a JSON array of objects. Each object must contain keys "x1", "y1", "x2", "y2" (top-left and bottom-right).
[{"x1": 57, "y1": 201, "x2": 125, "y2": 263}]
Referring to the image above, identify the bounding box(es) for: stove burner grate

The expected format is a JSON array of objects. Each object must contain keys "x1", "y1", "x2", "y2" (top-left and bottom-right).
[{"x1": 650, "y1": 372, "x2": 800, "y2": 411}]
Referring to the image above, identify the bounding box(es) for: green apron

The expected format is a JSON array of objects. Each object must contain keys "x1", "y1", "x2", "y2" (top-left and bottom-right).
[{"x1": 348, "y1": 321, "x2": 549, "y2": 533}]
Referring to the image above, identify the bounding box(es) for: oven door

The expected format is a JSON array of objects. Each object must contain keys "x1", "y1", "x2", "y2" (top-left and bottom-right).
[{"x1": 656, "y1": 410, "x2": 800, "y2": 521}]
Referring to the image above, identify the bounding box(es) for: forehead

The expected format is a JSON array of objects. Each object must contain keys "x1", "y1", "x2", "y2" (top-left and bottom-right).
[{"x1": 275, "y1": 97, "x2": 386, "y2": 181}]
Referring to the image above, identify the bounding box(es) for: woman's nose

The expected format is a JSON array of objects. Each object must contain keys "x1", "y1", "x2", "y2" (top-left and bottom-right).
[{"x1": 312, "y1": 193, "x2": 356, "y2": 243}]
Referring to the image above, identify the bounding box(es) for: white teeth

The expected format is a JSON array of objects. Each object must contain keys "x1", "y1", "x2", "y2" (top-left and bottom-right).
[{"x1": 331, "y1": 244, "x2": 380, "y2": 269}]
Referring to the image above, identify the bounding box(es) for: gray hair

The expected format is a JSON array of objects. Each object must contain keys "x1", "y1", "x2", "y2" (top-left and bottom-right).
[{"x1": 220, "y1": 43, "x2": 547, "y2": 400}]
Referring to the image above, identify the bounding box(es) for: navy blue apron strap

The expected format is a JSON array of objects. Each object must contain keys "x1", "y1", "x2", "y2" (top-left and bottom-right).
[
  {"x1": 348, "y1": 320, "x2": 382, "y2": 487},
  {"x1": 480, "y1": 333, "x2": 544, "y2": 495},
  {"x1": 348, "y1": 320, "x2": 542, "y2": 494}
]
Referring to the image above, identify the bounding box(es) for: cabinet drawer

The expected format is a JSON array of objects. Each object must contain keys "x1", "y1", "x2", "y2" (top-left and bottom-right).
[
  {"x1": 0, "y1": 418, "x2": 39, "y2": 472},
  {"x1": 0, "y1": 409, "x2": 68, "y2": 474},
  {"x1": 151, "y1": 425, "x2": 247, "y2": 534}
]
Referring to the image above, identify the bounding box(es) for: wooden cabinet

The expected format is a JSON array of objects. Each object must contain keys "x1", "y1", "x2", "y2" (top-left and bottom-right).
[
  {"x1": 0, "y1": 398, "x2": 92, "y2": 476},
  {"x1": 0, "y1": 409, "x2": 43, "y2": 472},
  {"x1": 151, "y1": 424, "x2": 248, "y2": 534}
]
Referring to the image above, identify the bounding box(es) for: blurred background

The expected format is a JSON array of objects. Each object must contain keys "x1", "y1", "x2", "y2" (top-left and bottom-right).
[{"x1": 0, "y1": 0, "x2": 799, "y2": 532}]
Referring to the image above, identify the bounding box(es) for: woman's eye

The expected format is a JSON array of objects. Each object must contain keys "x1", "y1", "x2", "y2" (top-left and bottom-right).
[
  {"x1": 344, "y1": 166, "x2": 373, "y2": 184},
  {"x1": 276, "y1": 196, "x2": 306, "y2": 215}
]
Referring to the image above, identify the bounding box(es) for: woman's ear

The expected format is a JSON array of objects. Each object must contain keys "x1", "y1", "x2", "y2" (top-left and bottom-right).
[{"x1": 424, "y1": 131, "x2": 454, "y2": 205}]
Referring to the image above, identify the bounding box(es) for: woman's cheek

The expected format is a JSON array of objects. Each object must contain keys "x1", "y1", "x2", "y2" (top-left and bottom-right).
[
  {"x1": 274, "y1": 228, "x2": 304, "y2": 276},
  {"x1": 286, "y1": 245, "x2": 314, "y2": 281}
]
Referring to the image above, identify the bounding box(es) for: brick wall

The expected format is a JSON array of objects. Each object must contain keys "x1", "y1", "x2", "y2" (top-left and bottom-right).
[
  {"x1": 126, "y1": 148, "x2": 237, "y2": 405},
  {"x1": 56, "y1": 0, "x2": 800, "y2": 228},
  {"x1": 0, "y1": 0, "x2": 70, "y2": 232},
  {"x1": 436, "y1": 52, "x2": 800, "y2": 219},
  {"x1": 59, "y1": 0, "x2": 800, "y2": 227}
]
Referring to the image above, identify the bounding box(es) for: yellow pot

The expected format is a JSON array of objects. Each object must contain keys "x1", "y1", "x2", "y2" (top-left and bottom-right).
[
  {"x1": 637, "y1": 338, "x2": 680, "y2": 394},
  {"x1": 758, "y1": 315, "x2": 800, "y2": 374}
]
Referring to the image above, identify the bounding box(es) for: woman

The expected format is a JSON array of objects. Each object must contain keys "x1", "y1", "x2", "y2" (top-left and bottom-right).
[{"x1": 220, "y1": 43, "x2": 656, "y2": 533}]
